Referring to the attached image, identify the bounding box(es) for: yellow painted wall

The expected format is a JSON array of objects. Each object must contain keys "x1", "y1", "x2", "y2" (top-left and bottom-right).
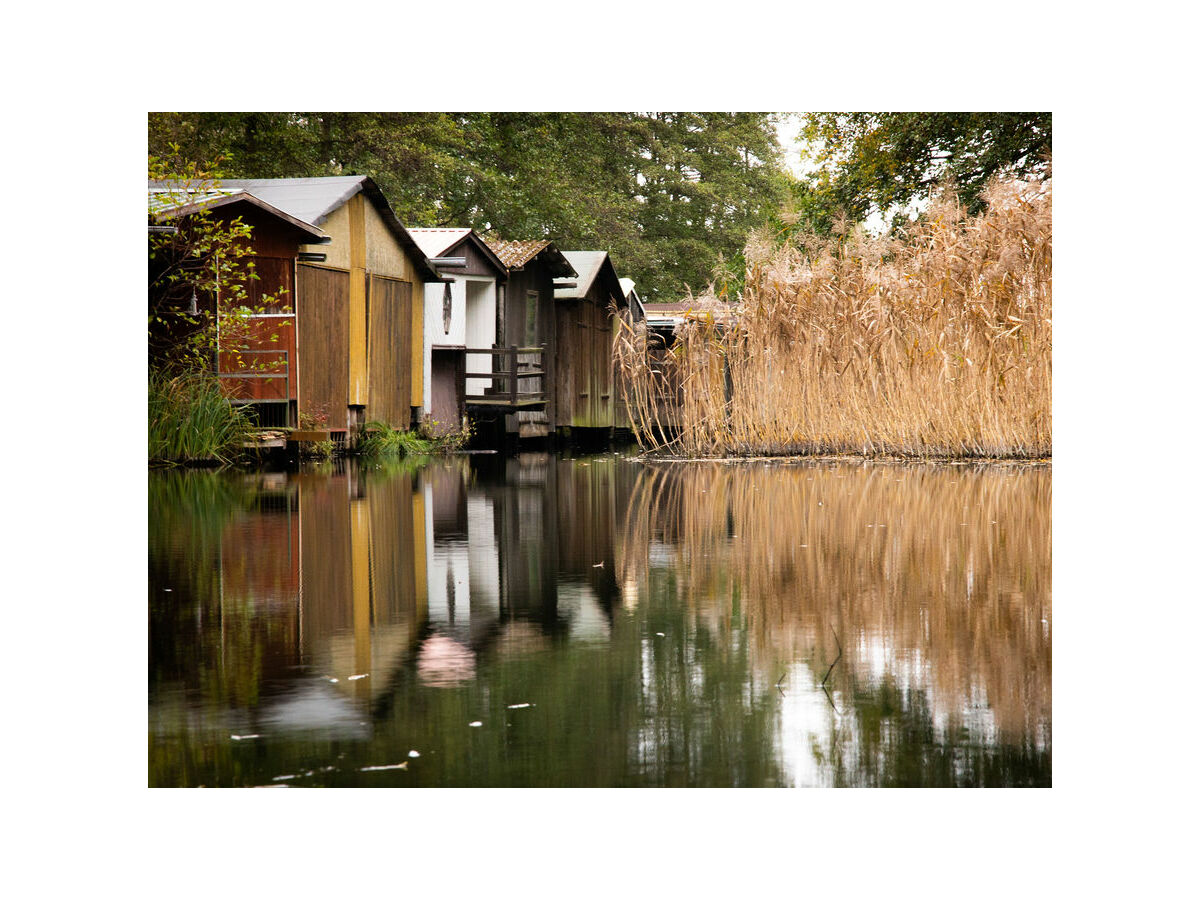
[
  {"x1": 301, "y1": 205, "x2": 349, "y2": 268},
  {"x1": 363, "y1": 200, "x2": 426, "y2": 410},
  {"x1": 298, "y1": 190, "x2": 428, "y2": 413},
  {"x1": 348, "y1": 196, "x2": 368, "y2": 405}
]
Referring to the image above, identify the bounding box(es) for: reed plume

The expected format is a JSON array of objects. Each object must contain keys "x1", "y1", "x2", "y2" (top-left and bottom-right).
[{"x1": 615, "y1": 175, "x2": 1052, "y2": 458}]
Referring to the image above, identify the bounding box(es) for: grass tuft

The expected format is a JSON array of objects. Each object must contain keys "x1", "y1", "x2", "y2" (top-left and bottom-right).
[{"x1": 149, "y1": 369, "x2": 254, "y2": 465}]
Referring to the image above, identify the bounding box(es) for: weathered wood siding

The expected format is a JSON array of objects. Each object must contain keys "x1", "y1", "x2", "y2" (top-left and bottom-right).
[
  {"x1": 299, "y1": 193, "x2": 429, "y2": 416},
  {"x1": 456, "y1": 239, "x2": 502, "y2": 278},
  {"x1": 555, "y1": 299, "x2": 615, "y2": 428},
  {"x1": 367, "y1": 274, "x2": 414, "y2": 427},
  {"x1": 429, "y1": 349, "x2": 465, "y2": 434},
  {"x1": 504, "y1": 261, "x2": 559, "y2": 432},
  {"x1": 297, "y1": 264, "x2": 350, "y2": 429},
  {"x1": 211, "y1": 206, "x2": 300, "y2": 405}
]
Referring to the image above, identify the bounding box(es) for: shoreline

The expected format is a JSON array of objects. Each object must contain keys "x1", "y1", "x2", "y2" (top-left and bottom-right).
[{"x1": 636, "y1": 453, "x2": 1051, "y2": 466}]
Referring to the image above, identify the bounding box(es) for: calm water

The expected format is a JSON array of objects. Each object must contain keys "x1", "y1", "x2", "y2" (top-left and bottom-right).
[{"x1": 149, "y1": 453, "x2": 1051, "y2": 787}]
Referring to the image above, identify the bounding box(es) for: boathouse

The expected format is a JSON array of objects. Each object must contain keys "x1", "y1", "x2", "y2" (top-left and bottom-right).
[
  {"x1": 407, "y1": 228, "x2": 510, "y2": 435},
  {"x1": 148, "y1": 186, "x2": 330, "y2": 427},
  {"x1": 551, "y1": 250, "x2": 634, "y2": 433},
  {"x1": 201, "y1": 176, "x2": 442, "y2": 440},
  {"x1": 486, "y1": 238, "x2": 578, "y2": 440}
]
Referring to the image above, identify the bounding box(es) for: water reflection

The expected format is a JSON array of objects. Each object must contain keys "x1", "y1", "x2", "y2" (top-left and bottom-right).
[
  {"x1": 620, "y1": 460, "x2": 1051, "y2": 786},
  {"x1": 149, "y1": 454, "x2": 1050, "y2": 787}
]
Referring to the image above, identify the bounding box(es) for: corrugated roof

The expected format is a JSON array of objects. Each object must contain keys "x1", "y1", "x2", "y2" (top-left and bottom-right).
[
  {"x1": 192, "y1": 176, "x2": 368, "y2": 228},
  {"x1": 147, "y1": 187, "x2": 329, "y2": 242},
  {"x1": 641, "y1": 302, "x2": 695, "y2": 314},
  {"x1": 150, "y1": 176, "x2": 442, "y2": 281},
  {"x1": 407, "y1": 228, "x2": 474, "y2": 259},
  {"x1": 643, "y1": 301, "x2": 738, "y2": 326},
  {"x1": 554, "y1": 251, "x2": 608, "y2": 300},
  {"x1": 485, "y1": 238, "x2": 578, "y2": 278}
]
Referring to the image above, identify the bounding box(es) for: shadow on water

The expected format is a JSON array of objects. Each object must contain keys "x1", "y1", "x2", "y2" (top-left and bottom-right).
[{"x1": 149, "y1": 454, "x2": 1050, "y2": 787}]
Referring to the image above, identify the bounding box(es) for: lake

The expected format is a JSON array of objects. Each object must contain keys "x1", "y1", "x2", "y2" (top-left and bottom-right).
[{"x1": 148, "y1": 452, "x2": 1050, "y2": 787}]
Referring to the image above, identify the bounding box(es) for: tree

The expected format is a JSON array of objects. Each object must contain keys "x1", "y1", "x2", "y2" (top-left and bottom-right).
[
  {"x1": 148, "y1": 149, "x2": 287, "y2": 373},
  {"x1": 798, "y1": 112, "x2": 1052, "y2": 223},
  {"x1": 148, "y1": 112, "x2": 789, "y2": 301}
]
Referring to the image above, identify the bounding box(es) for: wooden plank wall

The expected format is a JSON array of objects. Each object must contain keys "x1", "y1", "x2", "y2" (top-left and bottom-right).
[
  {"x1": 217, "y1": 254, "x2": 296, "y2": 402},
  {"x1": 555, "y1": 299, "x2": 614, "y2": 428},
  {"x1": 297, "y1": 264, "x2": 350, "y2": 429},
  {"x1": 367, "y1": 274, "x2": 414, "y2": 428},
  {"x1": 507, "y1": 262, "x2": 558, "y2": 431}
]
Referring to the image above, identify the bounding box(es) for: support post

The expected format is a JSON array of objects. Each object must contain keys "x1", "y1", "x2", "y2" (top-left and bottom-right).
[{"x1": 509, "y1": 345, "x2": 518, "y2": 406}]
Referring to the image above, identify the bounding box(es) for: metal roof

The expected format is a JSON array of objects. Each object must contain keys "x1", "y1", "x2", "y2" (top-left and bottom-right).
[
  {"x1": 554, "y1": 251, "x2": 603, "y2": 299},
  {"x1": 618, "y1": 277, "x2": 645, "y2": 321},
  {"x1": 150, "y1": 176, "x2": 442, "y2": 281},
  {"x1": 192, "y1": 176, "x2": 369, "y2": 227},
  {"x1": 643, "y1": 301, "x2": 738, "y2": 326},
  {"x1": 406, "y1": 228, "x2": 474, "y2": 259},
  {"x1": 485, "y1": 238, "x2": 578, "y2": 278},
  {"x1": 147, "y1": 187, "x2": 329, "y2": 243}
]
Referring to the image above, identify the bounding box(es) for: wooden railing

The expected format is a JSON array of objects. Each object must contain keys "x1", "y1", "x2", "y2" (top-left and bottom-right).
[{"x1": 464, "y1": 344, "x2": 546, "y2": 408}]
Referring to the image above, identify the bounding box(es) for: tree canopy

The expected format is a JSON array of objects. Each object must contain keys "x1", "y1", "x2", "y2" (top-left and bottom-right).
[
  {"x1": 148, "y1": 112, "x2": 788, "y2": 302},
  {"x1": 797, "y1": 112, "x2": 1052, "y2": 225}
]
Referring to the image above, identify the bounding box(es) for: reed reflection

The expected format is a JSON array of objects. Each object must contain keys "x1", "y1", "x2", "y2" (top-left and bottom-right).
[{"x1": 617, "y1": 460, "x2": 1051, "y2": 785}]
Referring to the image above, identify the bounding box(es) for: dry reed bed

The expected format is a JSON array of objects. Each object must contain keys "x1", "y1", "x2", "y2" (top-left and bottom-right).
[
  {"x1": 616, "y1": 177, "x2": 1051, "y2": 458},
  {"x1": 617, "y1": 461, "x2": 1051, "y2": 741}
]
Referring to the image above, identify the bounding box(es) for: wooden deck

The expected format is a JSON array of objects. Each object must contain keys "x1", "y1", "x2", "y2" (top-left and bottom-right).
[{"x1": 464, "y1": 345, "x2": 547, "y2": 413}]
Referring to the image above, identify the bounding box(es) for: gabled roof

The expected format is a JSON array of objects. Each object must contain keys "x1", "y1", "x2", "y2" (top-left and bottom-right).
[
  {"x1": 554, "y1": 250, "x2": 626, "y2": 306},
  {"x1": 408, "y1": 227, "x2": 509, "y2": 279},
  {"x1": 151, "y1": 176, "x2": 441, "y2": 281},
  {"x1": 148, "y1": 187, "x2": 329, "y2": 244},
  {"x1": 485, "y1": 238, "x2": 577, "y2": 278},
  {"x1": 618, "y1": 277, "x2": 645, "y2": 321},
  {"x1": 406, "y1": 227, "x2": 473, "y2": 258},
  {"x1": 191, "y1": 176, "x2": 369, "y2": 227}
]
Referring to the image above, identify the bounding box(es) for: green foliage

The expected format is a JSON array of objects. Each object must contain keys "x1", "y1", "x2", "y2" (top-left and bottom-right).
[
  {"x1": 148, "y1": 369, "x2": 254, "y2": 465},
  {"x1": 357, "y1": 419, "x2": 475, "y2": 458},
  {"x1": 798, "y1": 112, "x2": 1052, "y2": 223},
  {"x1": 148, "y1": 113, "x2": 789, "y2": 302},
  {"x1": 148, "y1": 146, "x2": 291, "y2": 373},
  {"x1": 299, "y1": 439, "x2": 336, "y2": 461},
  {"x1": 358, "y1": 421, "x2": 434, "y2": 458}
]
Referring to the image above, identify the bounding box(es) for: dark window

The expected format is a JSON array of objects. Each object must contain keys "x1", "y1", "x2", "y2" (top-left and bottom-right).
[{"x1": 524, "y1": 291, "x2": 538, "y2": 346}]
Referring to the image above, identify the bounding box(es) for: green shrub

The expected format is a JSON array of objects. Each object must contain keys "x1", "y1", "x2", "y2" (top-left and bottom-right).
[
  {"x1": 358, "y1": 421, "x2": 434, "y2": 458},
  {"x1": 149, "y1": 369, "x2": 253, "y2": 465}
]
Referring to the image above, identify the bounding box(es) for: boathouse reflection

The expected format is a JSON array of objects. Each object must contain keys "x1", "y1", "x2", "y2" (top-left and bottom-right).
[{"x1": 197, "y1": 454, "x2": 632, "y2": 717}]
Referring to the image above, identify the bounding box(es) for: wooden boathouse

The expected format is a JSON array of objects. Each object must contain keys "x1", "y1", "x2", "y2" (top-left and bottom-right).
[
  {"x1": 148, "y1": 185, "x2": 331, "y2": 427},
  {"x1": 551, "y1": 250, "x2": 636, "y2": 434},
  {"x1": 406, "y1": 228, "x2": 511, "y2": 435},
  {"x1": 204, "y1": 176, "x2": 442, "y2": 441},
  {"x1": 486, "y1": 238, "x2": 578, "y2": 440}
]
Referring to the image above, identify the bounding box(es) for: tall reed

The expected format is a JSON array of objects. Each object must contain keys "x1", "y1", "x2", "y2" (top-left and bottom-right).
[{"x1": 616, "y1": 176, "x2": 1051, "y2": 458}]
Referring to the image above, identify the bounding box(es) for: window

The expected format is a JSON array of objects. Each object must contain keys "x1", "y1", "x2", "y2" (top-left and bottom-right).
[
  {"x1": 524, "y1": 291, "x2": 539, "y2": 346},
  {"x1": 442, "y1": 282, "x2": 453, "y2": 335}
]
